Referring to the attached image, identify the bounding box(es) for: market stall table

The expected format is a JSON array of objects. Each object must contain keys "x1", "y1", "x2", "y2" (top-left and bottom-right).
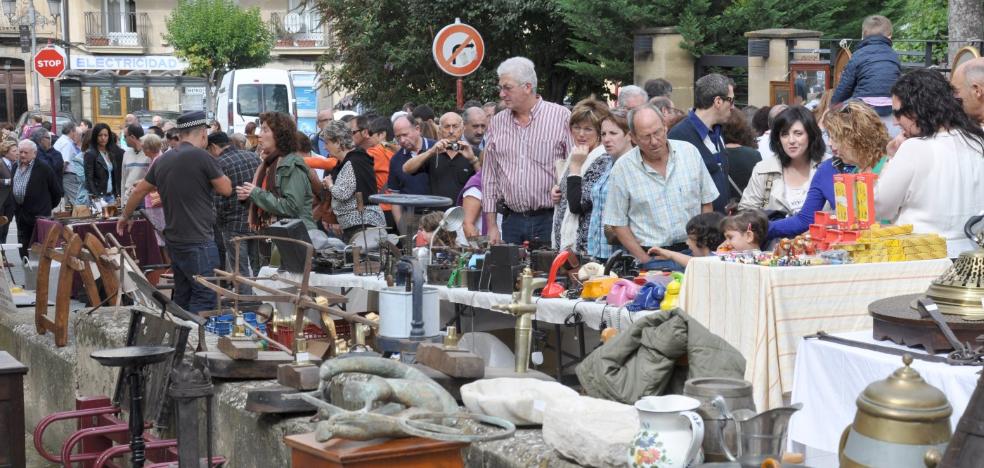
[
  {"x1": 788, "y1": 330, "x2": 977, "y2": 455},
  {"x1": 679, "y1": 256, "x2": 952, "y2": 410},
  {"x1": 31, "y1": 217, "x2": 165, "y2": 299},
  {"x1": 256, "y1": 267, "x2": 658, "y2": 378}
]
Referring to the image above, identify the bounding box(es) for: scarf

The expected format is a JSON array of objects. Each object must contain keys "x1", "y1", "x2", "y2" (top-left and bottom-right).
[
  {"x1": 342, "y1": 148, "x2": 379, "y2": 204},
  {"x1": 249, "y1": 151, "x2": 283, "y2": 228}
]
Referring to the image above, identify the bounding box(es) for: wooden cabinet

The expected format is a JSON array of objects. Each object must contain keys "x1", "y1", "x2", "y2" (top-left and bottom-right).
[{"x1": 285, "y1": 432, "x2": 465, "y2": 468}]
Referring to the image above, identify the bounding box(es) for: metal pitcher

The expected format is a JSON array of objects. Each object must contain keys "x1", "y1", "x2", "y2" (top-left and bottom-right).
[{"x1": 710, "y1": 397, "x2": 803, "y2": 467}]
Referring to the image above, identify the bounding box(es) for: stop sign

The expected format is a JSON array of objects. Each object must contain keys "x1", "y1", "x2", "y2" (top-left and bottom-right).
[{"x1": 34, "y1": 47, "x2": 66, "y2": 79}]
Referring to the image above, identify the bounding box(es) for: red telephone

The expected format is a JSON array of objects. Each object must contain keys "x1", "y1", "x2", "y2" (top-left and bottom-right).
[{"x1": 541, "y1": 250, "x2": 571, "y2": 298}]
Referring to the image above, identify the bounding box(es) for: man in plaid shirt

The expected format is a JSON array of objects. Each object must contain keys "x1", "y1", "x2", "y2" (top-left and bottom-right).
[{"x1": 208, "y1": 132, "x2": 261, "y2": 289}]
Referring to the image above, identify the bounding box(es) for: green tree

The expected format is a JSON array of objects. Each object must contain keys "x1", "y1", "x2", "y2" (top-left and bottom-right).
[
  {"x1": 885, "y1": 0, "x2": 948, "y2": 64},
  {"x1": 165, "y1": 0, "x2": 274, "y2": 114},
  {"x1": 314, "y1": 0, "x2": 593, "y2": 113}
]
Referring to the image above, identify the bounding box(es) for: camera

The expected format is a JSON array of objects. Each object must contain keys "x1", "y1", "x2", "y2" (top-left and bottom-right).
[{"x1": 447, "y1": 142, "x2": 460, "y2": 152}]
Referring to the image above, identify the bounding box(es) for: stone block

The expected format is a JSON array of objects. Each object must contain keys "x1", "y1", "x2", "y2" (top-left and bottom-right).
[
  {"x1": 416, "y1": 342, "x2": 484, "y2": 378},
  {"x1": 542, "y1": 396, "x2": 639, "y2": 468}
]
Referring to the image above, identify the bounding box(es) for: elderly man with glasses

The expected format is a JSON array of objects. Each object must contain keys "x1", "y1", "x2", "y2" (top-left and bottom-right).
[
  {"x1": 667, "y1": 73, "x2": 735, "y2": 213},
  {"x1": 605, "y1": 104, "x2": 718, "y2": 272},
  {"x1": 481, "y1": 56, "x2": 574, "y2": 245},
  {"x1": 310, "y1": 108, "x2": 335, "y2": 156}
]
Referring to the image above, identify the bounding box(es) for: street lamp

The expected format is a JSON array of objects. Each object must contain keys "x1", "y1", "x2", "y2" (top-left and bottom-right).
[{"x1": 2, "y1": 0, "x2": 62, "y2": 112}]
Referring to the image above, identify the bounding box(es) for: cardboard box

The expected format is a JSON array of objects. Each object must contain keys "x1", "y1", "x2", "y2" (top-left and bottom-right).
[
  {"x1": 833, "y1": 174, "x2": 857, "y2": 230},
  {"x1": 855, "y1": 173, "x2": 877, "y2": 228}
]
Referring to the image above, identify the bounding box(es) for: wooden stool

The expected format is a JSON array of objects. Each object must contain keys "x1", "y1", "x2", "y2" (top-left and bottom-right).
[
  {"x1": 0, "y1": 352, "x2": 27, "y2": 467},
  {"x1": 284, "y1": 432, "x2": 465, "y2": 468}
]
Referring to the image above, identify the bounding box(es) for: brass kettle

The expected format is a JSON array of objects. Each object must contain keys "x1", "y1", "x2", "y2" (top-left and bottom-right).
[
  {"x1": 839, "y1": 355, "x2": 951, "y2": 468},
  {"x1": 920, "y1": 214, "x2": 984, "y2": 319}
]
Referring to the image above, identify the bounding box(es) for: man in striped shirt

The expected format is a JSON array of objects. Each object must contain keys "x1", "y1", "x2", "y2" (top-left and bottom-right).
[{"x1": 482, "y1": 57, "x2": 573, "y2": 245}]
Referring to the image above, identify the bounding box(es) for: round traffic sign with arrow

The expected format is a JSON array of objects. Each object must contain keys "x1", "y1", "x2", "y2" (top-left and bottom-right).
[
  {"x1": 34, "y1": 46, "x2": 66, "y2": 79},
  {"x1": 432, "y1": 20, "x2": 485, "y2": 77}
]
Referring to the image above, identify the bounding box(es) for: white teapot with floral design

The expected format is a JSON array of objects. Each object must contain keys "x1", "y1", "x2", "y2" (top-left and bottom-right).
[{"x1": 629, "y1": 395, "x2": 704, "y2": 468}]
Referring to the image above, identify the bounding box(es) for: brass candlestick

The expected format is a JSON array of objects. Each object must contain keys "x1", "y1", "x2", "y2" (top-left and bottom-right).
[{"x1": 491, "y1": 268, "x2": 547, "y2": 373}]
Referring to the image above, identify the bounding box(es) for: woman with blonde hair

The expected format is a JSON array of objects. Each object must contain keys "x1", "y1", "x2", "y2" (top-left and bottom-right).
[
  {"x1": 552, "y1": 97, "x2": 611, "y2": 251},
  {"x1": 761, "y1": 100, "x2": 889, "y2": 240}
]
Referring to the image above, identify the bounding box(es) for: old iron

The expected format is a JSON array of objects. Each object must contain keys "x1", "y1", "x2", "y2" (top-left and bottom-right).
[
  {"x1": 287, "y1": 356, "x2": 514, "y2": 442},
  {"x1": 839, "y1": 354, "x2": 951, "y2": 468},
  {"x1": 491, "y1": 267, "x2": 547, "y2": 373}
]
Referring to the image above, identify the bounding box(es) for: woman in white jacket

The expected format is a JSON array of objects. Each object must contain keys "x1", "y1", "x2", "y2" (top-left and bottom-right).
[{"x1": 738, "y1": 106, "x2": 826, "y2": 216}]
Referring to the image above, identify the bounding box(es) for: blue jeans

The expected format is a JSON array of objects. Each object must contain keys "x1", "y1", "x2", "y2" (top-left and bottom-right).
[
  {"x1": 501, "y1": 212, "x2": 553, "y2": 246},
  {"x1": 642, "y1": 248, "x2": 691, "y2": 273},
  {"x1": 167, "y1": 240, "x2": 220, "y2": 314}
]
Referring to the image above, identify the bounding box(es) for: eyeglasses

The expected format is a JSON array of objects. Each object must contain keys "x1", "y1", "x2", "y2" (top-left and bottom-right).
[
  {"x1": 719, "y1": 96, "x2": 735, "y2": 105},
  {"x1": 892, "y1": 106, "x2": 906, "y2": 118},
  {"x1": 317, "y1": 118, "x2": 331, "y2": 123},
  {"x1": 351, "y1": 129, "x2": 364, "y2": 135}
]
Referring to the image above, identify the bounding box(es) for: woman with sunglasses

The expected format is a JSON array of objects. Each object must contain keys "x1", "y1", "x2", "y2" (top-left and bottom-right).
[{"x1": 876, "y1": 68, "x2": 984, "y2": 256}]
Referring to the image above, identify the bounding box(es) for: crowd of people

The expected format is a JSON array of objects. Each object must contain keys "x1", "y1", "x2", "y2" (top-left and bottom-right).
[{"x1": 1, "y1": 15, "x2": 980, "y2": 314}]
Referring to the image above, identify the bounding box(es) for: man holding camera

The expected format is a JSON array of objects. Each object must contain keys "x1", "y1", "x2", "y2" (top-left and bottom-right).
[{"x1": 401, "y1": 111, "x2": 480, "y2": 201}]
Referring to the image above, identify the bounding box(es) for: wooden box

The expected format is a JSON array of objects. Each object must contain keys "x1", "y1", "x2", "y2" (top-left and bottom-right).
[
  {"x1": 0, "y1": 352, "x2": 28, "y2": 468},
  {"x1": 285, "y1": 432, "x2": 465, "y2": 468}
]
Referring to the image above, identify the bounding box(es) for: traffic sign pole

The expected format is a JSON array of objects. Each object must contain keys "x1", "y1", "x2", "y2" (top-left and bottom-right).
[
  {"x1": 456, "y1": 79, "x2": 463, "y2": 110},
  {"x1": 433, "y1": 19, "x2": 484, "y2": 109},
  {"x1": 50, "y1": 79, "x2": 55, "y2": 125}
]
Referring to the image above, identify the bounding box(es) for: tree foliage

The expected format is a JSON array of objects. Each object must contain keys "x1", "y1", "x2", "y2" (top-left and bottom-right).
[
  {"x1": 165, "y1": 0, "x2": 274, "y2": 77},
  {"x1": 314, "y1": 0, "x2": 595, "y2": 113},
  {"x1": 885, "y1": 0, "x2": 948, "y2": 64},
  {"x1": 315, "y1": 0, "x2": 946, "y2": 111}
]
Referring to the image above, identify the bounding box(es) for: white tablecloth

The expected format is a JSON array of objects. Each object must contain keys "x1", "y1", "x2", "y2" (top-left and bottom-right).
[
  {"x1": 788, "y1": 330, "x2": 978, "y2": 454},
  {"x1": 256, "y1": 267, "x2": 653, "y2": 331},
  {"x1": 679, "y1": 257, "x2": 953, "y2": 410}
]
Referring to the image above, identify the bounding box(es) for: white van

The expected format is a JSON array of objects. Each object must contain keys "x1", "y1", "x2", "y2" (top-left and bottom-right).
[{"x1": 215, "y1": 68, "x2": 296, "y2": 135}]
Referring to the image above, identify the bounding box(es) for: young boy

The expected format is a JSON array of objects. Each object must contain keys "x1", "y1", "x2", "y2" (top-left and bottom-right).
[{"x1": 830, "y1": 15, "x2": 901, "y2": 136}]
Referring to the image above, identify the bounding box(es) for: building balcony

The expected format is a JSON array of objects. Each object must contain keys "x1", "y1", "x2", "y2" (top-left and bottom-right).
[
  {"x1": 0, "y1": 8, "x2": 59, "y2": 38},
  {"x1": 268, "y1": 11, "x2": 334, "y2": 55},
  {"x1": 83, "y1": 11, "x2": 150, "y2": 53}
]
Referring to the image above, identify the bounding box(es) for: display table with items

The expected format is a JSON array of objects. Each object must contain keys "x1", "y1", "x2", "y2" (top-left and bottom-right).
[
  {"x1": 789, "y1": 330, "x2": 977, "y2": 455},
  {"x1": 680, "y1": 255, "x2": 952, "y2": 410}
]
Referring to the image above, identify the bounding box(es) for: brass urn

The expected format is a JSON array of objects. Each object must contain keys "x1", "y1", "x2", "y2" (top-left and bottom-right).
[
  {"x1": 921, "y1": 222, "x2": 984, "y2": 319},
  {"x1": 839, "y1": 355, "x2": 952, "y2": 468}
]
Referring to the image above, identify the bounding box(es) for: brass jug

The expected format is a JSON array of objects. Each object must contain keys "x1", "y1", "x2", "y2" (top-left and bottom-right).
[{"x1": 839, "y1": 355, "x2": 951, "y2": 468}]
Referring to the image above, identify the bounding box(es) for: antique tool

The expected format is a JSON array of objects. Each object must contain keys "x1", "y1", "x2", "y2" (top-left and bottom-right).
[
  {"x1": 286, "y1": 356, "x2": 514, "y2": 442},
  {"x1": 34, "y1": 223, "x2": 86, "y2": 347},
  {"x1": 168, "y1": 361, "x2": 216, "y2": 468},
  {"x1": 480, "y1": 244, "x2": 524, "y2": 294},
  {"x1": 916, "y1": 297, "x2": 981, "y2": 363},
  {"x1": 491, "y1": 268, "x2": 547, "y2": 373},
  {"x1": 428, "y1": 206, "x2": 463, "y2": 264},
  {"x1": 806, "y1": 331, "x2": 984, "y2": 365},
  {"x1": 541, "y1": 250, "x2": 573, "y2": 298},
  {"x1": 839, "y1": 354, "x2": 952, "y2": 468}
]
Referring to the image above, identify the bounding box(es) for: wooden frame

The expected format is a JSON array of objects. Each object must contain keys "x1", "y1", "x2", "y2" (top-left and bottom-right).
[
  {"x1": 953, "y1": 46, "x2": 981, "y2": 72},
  {"x1": 789, "y1": 62, "x2": 831, "y2": 105},
  {"x1": 35, "y1": 224, "x2": 85, "y2": 347},
  {"x1": 770, "y1": 81, "x2": 791, "y2": 106},
  {"x1": 832, "y1": 47, "x2": 853, "y2": 89}
]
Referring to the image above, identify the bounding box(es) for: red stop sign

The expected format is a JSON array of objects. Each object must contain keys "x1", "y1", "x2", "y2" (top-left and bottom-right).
[{"x1": 34, "y1": 47, "x2": 66, "y2": 79}]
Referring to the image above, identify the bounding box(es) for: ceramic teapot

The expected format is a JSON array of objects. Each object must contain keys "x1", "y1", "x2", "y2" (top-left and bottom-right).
[{"x1": 629, "y1": 395, "x2": 704, "y2": 468}]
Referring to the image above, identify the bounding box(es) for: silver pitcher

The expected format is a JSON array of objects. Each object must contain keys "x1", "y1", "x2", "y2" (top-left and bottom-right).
[{"x1": 709, "y1": 397, "x2": 803, "y2": 467}]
